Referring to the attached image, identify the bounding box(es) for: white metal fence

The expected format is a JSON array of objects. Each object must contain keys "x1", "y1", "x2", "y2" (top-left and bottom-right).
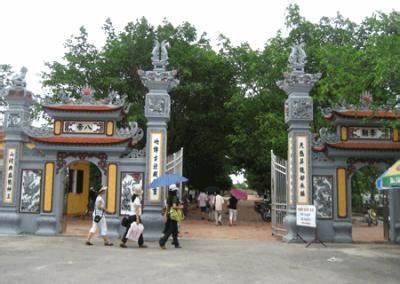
[
  {"x1": 271, "y1": 150, "x2": 287, "y2": 237},
  {"x1": 166, "y1": 147, "x2": 184, "y2": 196}
]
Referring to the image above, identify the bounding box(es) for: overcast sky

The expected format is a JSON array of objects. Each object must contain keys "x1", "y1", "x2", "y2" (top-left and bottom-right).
[
  {"x1": 1, "y1": 0, "x2": 398, "y2": 183},
  {"x1": 1, "y1": 0, "x2": 399, "y2": 95}
]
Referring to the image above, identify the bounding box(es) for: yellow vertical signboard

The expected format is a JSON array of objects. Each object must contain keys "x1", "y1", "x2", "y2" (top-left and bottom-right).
[
  {"x1": 3, "y1": 148, "x2": 16, "y2": 203},
  {"x1": 43, "y1": 162, "x2": 54, "y2": 213},
  {"x1": 107, "y1": 164, "x2": 117, "y2": 214},
  {"x1": 296, "y1": 135, "x2": 309, "y2": 204},
  {"x1": 337, "y1": 168, "x2": 347, "y2": 218},
  {"x1": 148, "y1": 131, "x2": 163, "y2": 202}
]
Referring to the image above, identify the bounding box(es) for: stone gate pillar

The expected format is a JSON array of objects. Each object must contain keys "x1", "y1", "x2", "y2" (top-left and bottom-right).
[
  {"x1": 277, "y1": 44, "x2": 321, "y2": 242},
  {"x1": 0, "y1": 68, "x2": 33, "y2": 234},
  {"x1": 138, "y1": 40, "x2": 179, "y2": 240}
]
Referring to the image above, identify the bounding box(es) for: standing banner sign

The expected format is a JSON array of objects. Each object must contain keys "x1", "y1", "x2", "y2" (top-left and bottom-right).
[
  {"x1": 296, "y1": 204, "x2": 326, "y2": 247},
  {"x1": 296, "y1": 205, "x2": 316, "y2": 227}
]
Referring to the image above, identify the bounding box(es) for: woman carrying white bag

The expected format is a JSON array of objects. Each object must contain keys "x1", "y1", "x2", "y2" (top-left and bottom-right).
[{"x1": 120, "y1": 187, "x2": 147, "y2": 248}]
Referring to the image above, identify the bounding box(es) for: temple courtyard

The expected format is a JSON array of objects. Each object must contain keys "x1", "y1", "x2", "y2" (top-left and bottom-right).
[
  {"x1": 0, "y1": 201, "x2": 397, "y2": 284},
  {"x1": 0, "y1": 235, "x2": 399, "y2": 284}
]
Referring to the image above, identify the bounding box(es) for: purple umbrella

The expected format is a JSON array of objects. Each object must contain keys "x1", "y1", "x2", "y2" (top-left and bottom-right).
[{"x1": 230, "y1": 188, "x2": 248, "y2": 200}]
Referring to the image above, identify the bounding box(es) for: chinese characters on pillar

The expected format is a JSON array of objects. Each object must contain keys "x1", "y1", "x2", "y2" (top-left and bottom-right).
[
  {"x1": 287, "y1": 136, "x2": 293, "y2": 205},
  {"x1": 3, "y1": 148, "x2": 16, "y2": 203},
  {"x1": 149, "y1": 132, "x2": 163, "y2": 201},
  {"x1": 296, "y1": 136, "x2": 308, "y2": 204}
]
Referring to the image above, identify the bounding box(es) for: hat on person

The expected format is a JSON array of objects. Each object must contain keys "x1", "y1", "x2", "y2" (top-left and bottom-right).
[
  {"x1": 169, "y1": 184, "x2": 179, "y2": 191},
  {"x1": 133, "y1": 187, "x2": 143, "y2": 196},
  {"x1": 98, "y1": 186, "x2": 107, "y2": 194}
]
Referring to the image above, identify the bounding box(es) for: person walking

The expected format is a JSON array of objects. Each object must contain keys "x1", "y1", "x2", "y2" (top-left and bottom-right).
[
  {"x1": 197, "y1": 190, "x2": 208, "y2": 220},
  {"x1": 214, "y1": 191, "x2": 225, "y2": 226},
  {"x1": 228, "y1": 194, "x2": 239, "y2": 226},
  {"x1": 159, "y1": 185, "x2": 183, "y2": 249},
  {"x1": 120, "y1": 187, "x2": 147, "y2": 248},
  {"x1": 86, "y1": 186, "x2": 113, "y2": 246},
  {"x1": 208, "y1": 192, "x2": 216, "y2": 221}
]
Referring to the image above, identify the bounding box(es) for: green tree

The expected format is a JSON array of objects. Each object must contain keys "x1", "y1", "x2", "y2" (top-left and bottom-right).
[
  {"x1": 0, "y1": 64, "x2": 13, "y2": 88},
  {"x1": 42, "y1": 19, "x2": 235, "y2": 191},
  {"x1": 227, "y1": 4, "x2": 400, "y2": 194}
]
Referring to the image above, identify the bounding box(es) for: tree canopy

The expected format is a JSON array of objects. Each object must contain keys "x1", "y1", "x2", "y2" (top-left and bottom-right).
[
  {"x1": 2, "y1": 4, "x2": 399, "y2": 194},
  {"x1": 42, "y1": 19, "x2": 236, "y2": 191}
]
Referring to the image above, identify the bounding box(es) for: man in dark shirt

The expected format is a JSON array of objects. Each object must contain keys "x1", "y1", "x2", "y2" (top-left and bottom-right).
[{"x1": 228, "y1": 195, "x2": 239, "y2": 226}]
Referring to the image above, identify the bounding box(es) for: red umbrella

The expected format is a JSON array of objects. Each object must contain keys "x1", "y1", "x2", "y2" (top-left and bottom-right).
[{"x1": 230, "y1": 188, "x2": 248, "y2": 200}]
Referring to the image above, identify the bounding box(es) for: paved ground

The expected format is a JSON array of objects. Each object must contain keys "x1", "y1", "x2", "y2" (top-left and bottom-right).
[
  {"x1": 65, "y1": 198, "x2": 384, "y2": 242},
  {"x1": 0, "y1": 235, "x2": 399, "y2": 284}
]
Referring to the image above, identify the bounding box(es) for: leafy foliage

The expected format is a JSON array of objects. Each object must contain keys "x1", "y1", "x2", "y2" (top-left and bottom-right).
[
  {"x1": 227, "y1": 5, "x2": 400, "y2": 193},
  {"x1": 351, "y1": 166, "x2": 383, "y2": 212},
  {"x1": 42, "y1": 19, "x2": 235, "y2": 191},
  {"x1": 40, "y1": 5, "x2": 400, "y2": 195}
]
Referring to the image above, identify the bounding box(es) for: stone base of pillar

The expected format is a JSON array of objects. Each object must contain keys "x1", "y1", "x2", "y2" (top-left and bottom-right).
[
  {"x1": 106, "y1": 217, "x2": 121, "y2": 240},
  {"x1": 393, "y1": 222, "x2": 400, "y2": 244},
  {"x1": 36, "y1": 215, "x2": 57, "y2": 235},
  {"x1": 0, "y1": 211, "x2": 21, "y2": 234},
  {"x1": 333, "y1": 221, "x2": 352, "y2": 243},
  {"x1": 141, "y1": 205, "x2": 164, "y2": 241},
  {"x1": 283, "y1": 211, "x2": 298, "y2": 243}
]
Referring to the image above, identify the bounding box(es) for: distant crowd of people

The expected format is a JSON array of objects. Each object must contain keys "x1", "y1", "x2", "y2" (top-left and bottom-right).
[{"x1": 197, "y1": 190, "x2": 239, "y2": 226}]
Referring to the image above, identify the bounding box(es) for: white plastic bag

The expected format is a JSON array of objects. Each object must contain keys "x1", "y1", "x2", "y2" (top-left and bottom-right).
[{"x1": 126, "y1": 222, "x2": 144, "y2": 241}]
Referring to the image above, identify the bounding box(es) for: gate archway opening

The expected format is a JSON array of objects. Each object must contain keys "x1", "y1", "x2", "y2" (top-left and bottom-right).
[
  {"x1": 350, "y1": 164, "x2": 389, "y2": 242},
  {"x1": 61, "y1": 161, "x2": 103, "y2": 236}
]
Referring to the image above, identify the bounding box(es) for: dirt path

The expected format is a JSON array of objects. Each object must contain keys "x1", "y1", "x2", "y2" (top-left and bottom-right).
[
  {"x1": 181, "y1": 198, "x2": 277, "y2": 241},
  {"x1": 64, "y1": 197, "x2": 384, "y2": 243}
]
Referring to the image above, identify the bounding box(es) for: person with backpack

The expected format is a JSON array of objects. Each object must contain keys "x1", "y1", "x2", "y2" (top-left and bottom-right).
[
  {"x1": 86, "y1": 186, "x2": 113, "y2": 246},
  {"x1": 159, "y1": 185, "x2": 184, "y2": 249},
  {"x1": 120, "y1": 187, "x2": 147, "y2": 248}
]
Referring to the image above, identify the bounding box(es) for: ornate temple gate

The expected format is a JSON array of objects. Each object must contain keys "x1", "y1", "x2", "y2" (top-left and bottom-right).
[
  {"x1": 271, "y1": 150, "x2": 287, "y2": 237},
  {"x1": 0, "y1": 41, "x2": 178, "y2": 240},
  {"x1": 274, "y1": 43, "x2": 400, "y2": 244}
]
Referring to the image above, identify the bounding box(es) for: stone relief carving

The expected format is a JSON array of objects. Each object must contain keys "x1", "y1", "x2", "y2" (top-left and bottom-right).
[
  {"x1": 43, "y1": 88, "x2": 128, "y2": 107},
  {"x1": 137, "y1": 69, "x2": 179, "y2": 91},
  {"x1": 6, "y1": 113, "x2": 22, "y2": 127},
  {"x1": 56, "y1": 152, "x2": 108, "y2": 174},
  {"x1": 148, "y1": 96, "x2": 166, "y2": 114},
  {"x1": 277, "y1": 71, "x2": 321, "y2": 92},
  {"x1": 320, "y1": 106, "x2": 333, "y2": 117},
  {"x1": 124, "y1": 148, "x2": 146, "y2": 159},
  {"x1": 290, "y1": 98, "x2": 313, "y2": 120},
  {"x1": 321, "y1": 92, "x2": 398, "y2": 116},
  {"x1": 116, "y1": 121, "x2": 144, "y2": 142},
  {"x1": 312, "y1": 175, "x2": 333, "y2": 219},
  {"x1": 312, "y1": 127, "x2": 340, "y2": 148},
  {"x1": 23, "y1": 125, "x2": 53, "y2": 137},
  {"x1": 312, "y1": 151, "x2": 333, "y2": 162}
]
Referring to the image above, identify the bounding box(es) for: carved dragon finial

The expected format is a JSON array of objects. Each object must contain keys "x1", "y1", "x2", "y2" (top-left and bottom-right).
[
  {"x1": 11, "y1": 66, "x2": 28, "y2": 88},
  {"x1": 288, "y1": 43, "x2": 307, "y2": 72},
  {"x1": 151, "y1": 39, "x2": 161, "y2": 65},
  {"x1": 151, "y1": 39, "x2": 170, "y2": 69}
]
